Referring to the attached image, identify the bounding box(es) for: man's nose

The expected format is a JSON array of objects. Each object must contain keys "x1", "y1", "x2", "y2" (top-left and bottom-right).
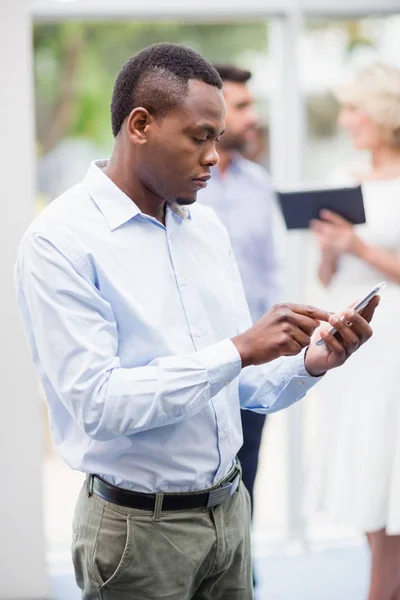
[
  {"x1": 246, "y1": 109, "x2": 259, "y2": 128},
  {"x1": 202, "y1": 145, "x2": 220, "y2": 167}
]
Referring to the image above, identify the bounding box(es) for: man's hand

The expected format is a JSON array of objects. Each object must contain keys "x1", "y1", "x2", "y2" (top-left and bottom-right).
[
  {"x1": 232, "y1": 303, "x2": 331, "y2": 368},
  {"x1": 304, "y1": 296, "x2": 380, "y2": 376}
]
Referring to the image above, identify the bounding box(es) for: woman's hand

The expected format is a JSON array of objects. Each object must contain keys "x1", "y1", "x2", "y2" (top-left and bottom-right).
[
  {"x1": 311, "y1": 210, "x2": 363, "y2": 256},
  {"x1": 313, "y1": 209, "x2": 400, "y2": 285}
]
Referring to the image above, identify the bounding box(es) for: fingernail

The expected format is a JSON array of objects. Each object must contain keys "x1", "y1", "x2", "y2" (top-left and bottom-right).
[
  {"x1": 330, "y1": 315, "x2": 339, "y2": 325},
  {"x1": 344, "y1": 308, "x2": 355, "y2": 319}
]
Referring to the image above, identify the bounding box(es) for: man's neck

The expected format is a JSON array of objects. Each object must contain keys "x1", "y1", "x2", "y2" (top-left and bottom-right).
[{"x1": 103, "y1": 152, "x2": 166, "y2": 225}]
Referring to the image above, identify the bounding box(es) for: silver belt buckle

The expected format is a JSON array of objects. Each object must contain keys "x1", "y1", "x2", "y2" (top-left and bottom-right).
[{"x1": 206, "y1": 472, "x2": 240, "y2": 508}]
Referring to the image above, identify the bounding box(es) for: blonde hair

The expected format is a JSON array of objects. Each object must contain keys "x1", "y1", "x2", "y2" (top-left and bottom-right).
[{"x1": 335, "y1": 62, "x2": 400, "y2": 146}]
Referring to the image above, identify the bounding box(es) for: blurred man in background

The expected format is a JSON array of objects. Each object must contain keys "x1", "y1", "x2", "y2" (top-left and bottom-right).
[
  {"x1": 198, "y1": 65, "x2": 283, "y2": 517},
  {"x1": 242, "y1": 123, "x2": 269, "y2": 166}
]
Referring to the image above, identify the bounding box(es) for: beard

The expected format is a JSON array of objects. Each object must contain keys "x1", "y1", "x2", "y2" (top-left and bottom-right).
[
  {"x1": 219, "y1": 133, "x2": 247, "y2": 153},
  {"x1": 175, "y1": 195, "x2": 197, "y2": 206}
]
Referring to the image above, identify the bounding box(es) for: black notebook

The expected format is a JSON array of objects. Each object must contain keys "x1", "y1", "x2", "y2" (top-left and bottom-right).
[{"x1": 276, "y1": 185, "x2": 366, "y2": 230}]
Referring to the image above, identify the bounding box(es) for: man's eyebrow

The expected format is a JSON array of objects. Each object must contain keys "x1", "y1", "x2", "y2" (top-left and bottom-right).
[
  {"x1": 195, "y1": 124, "x2": 225, "y2": 138},
  {"x1": 235, "y1": 101, "x2": 251, "y2": 110}
]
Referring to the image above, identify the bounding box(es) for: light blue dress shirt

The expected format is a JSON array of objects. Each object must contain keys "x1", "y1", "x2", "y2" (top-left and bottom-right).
[
  {"x1": 198, "y1": 156, "x2": 282, "y2": 322},
  {"x1": 15, "y1": 161, "x2": 318, "y2": 493}
]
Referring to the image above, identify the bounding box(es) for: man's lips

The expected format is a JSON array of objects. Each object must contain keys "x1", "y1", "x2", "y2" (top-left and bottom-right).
[
  {"x1": 244, "y1": 128, "x2": 257, "y2": 141},
  {"x1": 192, "y1": 175, "x2": 211, "y2": 189}
]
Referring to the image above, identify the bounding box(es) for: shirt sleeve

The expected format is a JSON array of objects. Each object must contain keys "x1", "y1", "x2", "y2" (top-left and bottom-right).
[
  {"x1": 221, "y1": 224, "x2": 322, "y2": 413},
  {"x1": 15, "y1": 233, "x2": 242, "y2": 442}
]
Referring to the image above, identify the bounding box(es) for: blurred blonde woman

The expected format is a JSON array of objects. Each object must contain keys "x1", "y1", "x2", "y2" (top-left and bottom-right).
[{"x1": 307, "y1": 62, "x2": 400, "y2": 600}]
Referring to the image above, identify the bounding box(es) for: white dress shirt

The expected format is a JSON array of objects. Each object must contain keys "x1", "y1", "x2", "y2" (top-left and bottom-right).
[{"x1": 15, "y1": 161, "x2": 318, "y2": 493}]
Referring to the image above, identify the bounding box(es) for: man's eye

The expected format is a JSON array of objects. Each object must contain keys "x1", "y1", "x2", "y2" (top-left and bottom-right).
[{"x1": 193, "y1": 138, "x2": 206, "y2": 145}]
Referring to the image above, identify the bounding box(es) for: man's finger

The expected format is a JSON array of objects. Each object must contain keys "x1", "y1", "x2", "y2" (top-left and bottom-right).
[
  {"x1": 328, "y1": 313, "x2": 360, "y2": 351},
  {"x1": 359, "y1": 295, "x2": 380, "y2": 323},
  {"x1": 292, "y1": 314, "x2": 324, "y2": 336},
  {"x1": 288, "y1": 304, "x2": 331, "y2": 323},
  {"x1": 335, "y1": 308, "x2": 373, "y2": 347},
  {"x1": 291, "y1": 326, "x2": 313, "y2": 349},
  {"x1": 282, "y1": 338, "x2": 304, "y2": 357},
  {"x1": 344, "y1": 308, "x2": 373, "y2": 335},
  {"x1": 319, "y1": 327, "x2": 346, "y2": 359}
]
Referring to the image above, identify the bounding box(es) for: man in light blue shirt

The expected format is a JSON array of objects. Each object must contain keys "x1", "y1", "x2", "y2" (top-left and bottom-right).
[
  {"x1": 15, "y1": 44, "x2": 377, "y2": 600},
  {"x1": 198, "y1": 64, "x2": 283, "y2": 514}
]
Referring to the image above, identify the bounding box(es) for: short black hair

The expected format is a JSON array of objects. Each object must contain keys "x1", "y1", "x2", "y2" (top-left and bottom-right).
[
  {"x1": 213, "y1": 64, "x2": 252, "y2": 84},
  {"x1": 111, "y1": 43, "x2": 223, "y2": 137}
]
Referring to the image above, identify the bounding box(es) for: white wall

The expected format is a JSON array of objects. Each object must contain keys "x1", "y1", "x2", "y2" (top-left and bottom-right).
[{"x1": 0, "y1": 0, "x2": 49, "y2": 597}]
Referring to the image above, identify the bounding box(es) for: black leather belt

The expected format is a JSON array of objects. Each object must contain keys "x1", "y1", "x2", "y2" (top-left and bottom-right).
[{"x1": 88, "y1": 462, "x2": 241, "y2": 512}]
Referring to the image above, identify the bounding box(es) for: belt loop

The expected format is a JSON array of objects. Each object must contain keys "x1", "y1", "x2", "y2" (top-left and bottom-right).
[
  {"x1": 152, "y1": 493, "x2": 164, "y2": 522},
  {"x1": 86, "y1": 474, "x2": 94, "y2": 498}
]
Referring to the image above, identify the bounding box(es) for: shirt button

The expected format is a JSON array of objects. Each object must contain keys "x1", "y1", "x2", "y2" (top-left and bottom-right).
[
  {"x1": 224, "y1": 381, "x2": 231, "y2": 387},
  {"x1": 296, "y1": 380, "x2": 305, "y2": 386},
  {"x1": 178, "y1": 276, "x2": 188, "y2": 286},
  {"x1": 220, "y1": 430, "x2": 227, "y2": 439}
]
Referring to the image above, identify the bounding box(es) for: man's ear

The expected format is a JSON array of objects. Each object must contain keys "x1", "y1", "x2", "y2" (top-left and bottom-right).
[{"x1": 126, "y1": 107, "x2": 153, "y2": 145}]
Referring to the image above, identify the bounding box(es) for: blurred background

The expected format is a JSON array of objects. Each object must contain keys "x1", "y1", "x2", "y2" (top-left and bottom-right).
[
  {"x1": 32, "y1": 14, "x2": 400, "y2": 201},
  {"x1": 2, "y1": 1, "x2": 400, "y2": 599}
]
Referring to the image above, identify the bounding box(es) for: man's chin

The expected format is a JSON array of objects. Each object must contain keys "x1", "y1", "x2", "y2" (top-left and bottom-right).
[{"x1": 175, "y1": 195, "x2": 197, "y2": 206}]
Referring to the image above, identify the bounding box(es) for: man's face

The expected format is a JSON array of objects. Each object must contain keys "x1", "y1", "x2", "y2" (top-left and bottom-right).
[
  {"x1": 219, "y1": 80, "x2": 258, "y2": 152},
  {"x1": 137, "y1": 80, "x2": 225, "y2": 205}
]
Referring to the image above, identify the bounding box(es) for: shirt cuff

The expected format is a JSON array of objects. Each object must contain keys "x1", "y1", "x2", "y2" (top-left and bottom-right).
[
  {"x1": 281, "y1": 348, "x2": 324, "y2": 396},
  {"x1": 296, "y1": 347, "x2": 325, "y2": 379},
  {"x1": 196, "y1": 339, "x2": 242, "y2": 398}
]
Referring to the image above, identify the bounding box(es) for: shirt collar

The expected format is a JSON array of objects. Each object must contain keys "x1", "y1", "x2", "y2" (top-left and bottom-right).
[{"x1": 82, "y1": 160, "x2": 190, "y2": 231}]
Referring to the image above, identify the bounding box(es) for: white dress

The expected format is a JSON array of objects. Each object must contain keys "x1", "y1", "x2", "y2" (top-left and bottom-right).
[{"x1": 305, "y1": 175, "x2": 400, "y2": 534}]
